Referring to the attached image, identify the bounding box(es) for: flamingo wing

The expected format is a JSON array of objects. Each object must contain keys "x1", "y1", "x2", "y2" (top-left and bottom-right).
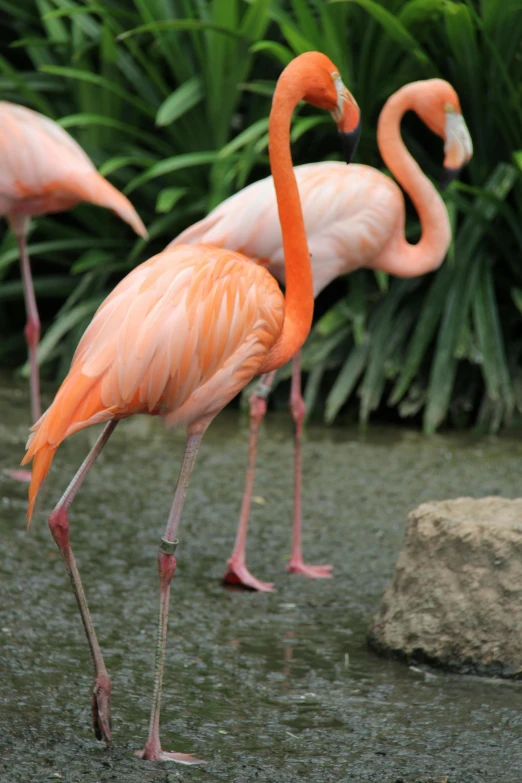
[
  {"x1": 23, "y1": 244, "x2": 284, "y2": 518},
  {"x1": 167, "y1": 172, "x2": 282, "y2": 267},
  {"x1": 0, "y1": 102, "x2": 146, "y2": 237},
  {"x1": 168, "y1": 162, "x2": 402, "y2": 295}
]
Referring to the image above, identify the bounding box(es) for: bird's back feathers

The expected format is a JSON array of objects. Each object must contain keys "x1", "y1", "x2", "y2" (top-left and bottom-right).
[
  {"x1": 0, "y1": 102, "x2": 147, "y2": 237},
  {"x1": 169, "y1": 162, "x2": 401, "y2": 296}
]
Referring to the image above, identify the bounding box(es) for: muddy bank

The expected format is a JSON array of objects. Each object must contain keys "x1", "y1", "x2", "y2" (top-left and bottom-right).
[{"x1": 1, "y1": 374, "x2": 521, "y2": 782}]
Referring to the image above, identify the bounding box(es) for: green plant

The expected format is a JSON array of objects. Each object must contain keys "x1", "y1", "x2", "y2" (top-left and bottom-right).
[
  {"x1": 262, "y1": 0, "x2": 522, "y2": 433},
  {"x1": 1, "y1": 0, "x2": 522, "y2": 433}
]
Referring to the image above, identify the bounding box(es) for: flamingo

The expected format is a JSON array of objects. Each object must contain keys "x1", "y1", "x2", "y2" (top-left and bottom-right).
[
  {"x1": 0, "y1": 102, "x2": 148, "y2": 457},
  {"x1": 168, "y1": 78, "x2": 473, "y2": 592},
  {"x1": 21, "y1": 53, "x2": 361, "y2": 763}
]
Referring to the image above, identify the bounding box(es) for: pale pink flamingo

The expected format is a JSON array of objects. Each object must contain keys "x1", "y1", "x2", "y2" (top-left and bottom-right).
[
  {"x1": 22, "y1": 53, "x2": 361, "y2": 763},
  {"x1": 0, "y1": 102, "x2": 147, "y2": 463},
  {"x1": 168, "y1": 79, "x2": 473, "y2": 592}
]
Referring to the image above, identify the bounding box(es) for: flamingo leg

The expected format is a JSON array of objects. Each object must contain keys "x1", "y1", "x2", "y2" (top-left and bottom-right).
[
  {"x1": 223, "y1": 371, "x2": 277, "y2": 593},
  {"x1": 48, "y1": 420, "x2": 118, "y2": 745},
  {"x1": 18, "y1": 230, "x2": 41, "y2": 424},
  {"x1": 4, "y1": 229, "x2": 40, "y2": 483},
  {"x1": 286, "y1": 351, "x2": 333, "y2": 578},
  {"x1": 138, "y1": 432, "x2": 206, "y2": 764}
]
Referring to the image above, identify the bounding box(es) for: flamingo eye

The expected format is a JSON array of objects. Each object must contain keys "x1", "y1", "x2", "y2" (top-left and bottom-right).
[{"x1": 444, "y1": 103, "x2": 456, "y2": 114}]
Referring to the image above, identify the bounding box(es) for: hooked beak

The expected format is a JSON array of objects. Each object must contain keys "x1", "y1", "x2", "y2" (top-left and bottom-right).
[
  {"x1": 340, "y1": 120, "x2": 362, "y2": 164},
  {"x1": 440, "y1": 110, "x2": 473, "y2": 189},
  {"x1": 330, "y1": 76, "x2": 361, "y2": 163}
]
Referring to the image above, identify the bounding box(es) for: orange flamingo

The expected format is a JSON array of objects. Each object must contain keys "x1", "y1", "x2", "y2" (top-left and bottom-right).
[
  {"x1": 0, "y1": 102, "x2": 147, "y2": 446},
  {"x1": 168, "y1": 78, "x2": 473, "y2": 592},
  {"x1": 22, "y1": 53, "x2": 361, "y2": 763}
]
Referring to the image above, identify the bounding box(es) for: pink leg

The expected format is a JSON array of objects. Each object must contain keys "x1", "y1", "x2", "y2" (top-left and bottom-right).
[
  {"x1": 4, "y1": 229, "x2": 40, "y2": 482},
  {"x1": 48, "y1": 421, "x2": 117, "y2": 745},
  {"x1": 138, "y1": 432, "x2": 206, "y2": 764},
  {"x1": 223, "y1": 372, "x2": 277, "y2": 593},
  {"x1": 18, "y1": 230, "x2": 41, "y2": 424},
  {"x1": 286, "y1": 352, "x2": 333, "y2": 579}
]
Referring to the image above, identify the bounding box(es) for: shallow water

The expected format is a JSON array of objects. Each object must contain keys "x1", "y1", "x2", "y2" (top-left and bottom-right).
[{"x1": 1, "y1": 373, "x2": 521, "y2": 782}]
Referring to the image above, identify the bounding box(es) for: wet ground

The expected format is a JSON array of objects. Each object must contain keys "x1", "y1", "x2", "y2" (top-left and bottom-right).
[{"x1": 1, "y1": 374, "x2": 521, "y2": 783}]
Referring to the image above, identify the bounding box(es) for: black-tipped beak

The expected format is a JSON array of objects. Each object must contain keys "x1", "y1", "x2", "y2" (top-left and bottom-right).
[
  {"x1": 340, "y1": 119, "x2": 361, "y2": 164},
  {"x1": 439, "y1": 165, "x2": 462, "y2": 190}
]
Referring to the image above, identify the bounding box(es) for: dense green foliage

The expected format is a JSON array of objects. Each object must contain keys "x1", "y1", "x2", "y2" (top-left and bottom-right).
[{"x1": 1, "y1": 0, "x2": 521, "y2": 432}]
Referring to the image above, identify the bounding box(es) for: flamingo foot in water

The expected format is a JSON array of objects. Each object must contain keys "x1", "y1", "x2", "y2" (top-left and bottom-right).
[
  {"x1": 3, "y1": 468, "x2": 32, "y2": 482},
  {"x1": 92, "y1": 674, "x2": 112, "y2": 745},
  {"x1": 137, "y1": 741, "x2": 206, "y2": 764},
  {"x1": 223, "y1": 560, "x2": 275, "y2": 592},
  {"x1": 286, "y1": 560, "x2": 333, "y2": 579}
]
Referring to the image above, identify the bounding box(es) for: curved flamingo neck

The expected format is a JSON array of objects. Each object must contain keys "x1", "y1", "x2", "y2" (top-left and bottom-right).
[
  {"x1": 258, "y1": 70, "x2": 314, "y2": 373},
  {"x1": 376, "y1": 84, "x2": 451, "y2": 277}
]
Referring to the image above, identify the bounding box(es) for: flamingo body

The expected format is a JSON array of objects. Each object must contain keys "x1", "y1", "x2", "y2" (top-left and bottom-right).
[
  {"x1": 24, "y1": 245, "x2": 284, "y2": 517},
  {"x1": 170, "y1": 161, "x2": 402, "y2": 295},
  {"x1": 0, "y1": 102, "x2": 146, "y2": 235},
  {"x1": 0, "y1": 102, "x2": 147, "y2": 439},
  {"x1": 168, "y1": 78, "x2": 473, "y2": 592},
  {"x1": 21, "y1": 52, "x2": 362, "y2": 761}
]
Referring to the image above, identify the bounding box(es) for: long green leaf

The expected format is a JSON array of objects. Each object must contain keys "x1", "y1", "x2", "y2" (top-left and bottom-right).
[
  {"x1": 117, "y1": 19, "x2": 244, "y2": 41},
  {"x1": 124, "y1": 151, "x2": 218, "y2": 194},
  {"x1": 155, "y1": 187, "x2": 187, "y2": 214},
  {"x1": 35, "y1": 299, "x2": 102, "y2": 367},
  {"x1": 218, "y1": 118, "x2": 269, "y2": 159},
  {"x1": 325, "y1": 340, "x2": 369, "y2": 423},
  {"x1": 473, "y1": 257, "x2": 514, "y2": 418},
  {"x1": 39, "y1": 65, "x2": 156, "y2": 116},
  {"x1": 249, "y1": 40, "x2": 294, "y2": 66},
  {"x1": 331, "y1": 0, "x2": 433, "y2": 67},
  {"x1": 156, "y1": 76, "x2": 203, "y2": 127},
  {"x1": 0, "y1": 238, "x2": 125, "y2": 272},
  {"x1": 423, "y1": 258, "x2": 480, "y2": 433},
  {"x1": 0, "y1": 275, "x2": 75, "y2": 301},
  {"x1": 58, "y1": 112, "x2": 170, "y2": 153}
]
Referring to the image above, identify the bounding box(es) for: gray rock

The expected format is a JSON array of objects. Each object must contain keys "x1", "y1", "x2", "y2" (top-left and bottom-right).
[{"x1": 368, "y1": 497, "x2": 522, "y2": 678}]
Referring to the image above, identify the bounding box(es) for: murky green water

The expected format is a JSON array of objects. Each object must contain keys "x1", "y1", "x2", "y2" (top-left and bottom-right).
[{"x1": 1, "y1": 373, "x2": 521, "y2": 782}]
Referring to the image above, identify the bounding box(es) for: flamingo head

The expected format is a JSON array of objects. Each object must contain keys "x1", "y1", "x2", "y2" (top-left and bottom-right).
[
  {"x1": 412, "y1": 79, "x2": 473, "y2": 187},
  {"x1": 286, "y1": 52, "x2": 361, "y2": 163}
]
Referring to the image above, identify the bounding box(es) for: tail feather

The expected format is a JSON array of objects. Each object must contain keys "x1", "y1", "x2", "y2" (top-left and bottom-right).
[
  {"x1": 25, "y1": 445, "x2": 57, "y2": 523},
  {"x1": 22, "y1": 368, "x2": 108, "y2": 523},
  {"x1": 81, "y1": 172, "x2": 148, "y2": 239}
]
